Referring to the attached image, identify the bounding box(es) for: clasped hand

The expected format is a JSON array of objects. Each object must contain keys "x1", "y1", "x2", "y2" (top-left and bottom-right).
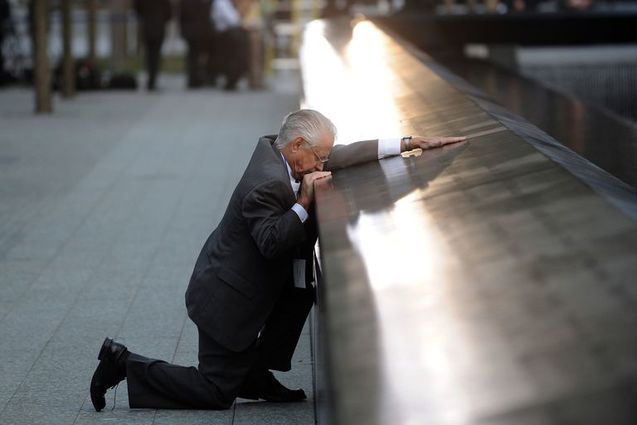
[{"x1": 297, "y1": 171, "x2": 331, "y2": 210}]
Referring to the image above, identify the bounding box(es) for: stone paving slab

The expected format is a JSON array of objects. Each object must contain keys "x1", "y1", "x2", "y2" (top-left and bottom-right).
[{"x1": 0, "y1": 73, "x2": 315, "y2": 425}]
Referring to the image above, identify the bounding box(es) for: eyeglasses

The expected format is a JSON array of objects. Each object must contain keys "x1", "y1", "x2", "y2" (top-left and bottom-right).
[{"x1": 303, "y1": 139, "x2": 329, "y2": 164}]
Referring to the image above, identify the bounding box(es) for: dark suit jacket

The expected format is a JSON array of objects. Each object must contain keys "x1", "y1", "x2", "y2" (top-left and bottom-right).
[
  {"x1": 134, "y1": 0, "x2": 173, "y2": 41},
  {"x1": 186, "y1": 135, "x2": 380, "y2": 352},
  {"x1": 179, "y1": 0, "x2": 213, "y2": 42}
]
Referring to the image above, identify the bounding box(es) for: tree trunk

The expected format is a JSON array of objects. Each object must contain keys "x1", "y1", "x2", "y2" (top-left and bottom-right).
[
  {"x1": 34, "y1": 0, "x2": 52, "y2": 113},
  {"x1": 62, "y1": 0, "x2": 75, "y2": 98},
  {"x1": 87, "y1": 0, "x2": 97, "y2": 62}
]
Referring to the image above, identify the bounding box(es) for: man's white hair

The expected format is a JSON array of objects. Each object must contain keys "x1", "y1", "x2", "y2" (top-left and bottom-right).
[{"x1": 274, "y1": 109, "x2": 336, "y2": 149}]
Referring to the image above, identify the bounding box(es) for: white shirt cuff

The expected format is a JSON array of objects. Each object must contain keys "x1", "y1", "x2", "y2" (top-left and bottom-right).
[
  {"x1": 291, "y1": 203, "x2": 309, "y2": 223},
  {"x1": 377, "y1": 137, "x2": 402, "y2": 159}
]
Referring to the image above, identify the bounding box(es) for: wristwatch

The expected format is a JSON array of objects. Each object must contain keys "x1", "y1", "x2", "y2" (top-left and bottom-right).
[{"x1": 401, "y1": 136, "x2": 413, "y2": 151}]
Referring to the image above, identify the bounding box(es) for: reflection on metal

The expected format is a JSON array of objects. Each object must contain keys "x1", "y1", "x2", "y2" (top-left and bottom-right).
[
  {"x1": 414, "y1": 52, "x2": 637, "y2": 217},
  {"x1": 300, "y1": 20, "x2": 401, "y2": 144},
  {"x1": 401, "y1": 149, "x2": 422, "y2": 158},
  {"x1": 303, "y1": 17, "x2": 637, "y2": 425}
]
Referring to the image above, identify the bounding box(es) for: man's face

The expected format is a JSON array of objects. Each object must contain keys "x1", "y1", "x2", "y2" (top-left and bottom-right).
[{"x1": 290, "y1": 132, "x2": 334, "y2": 179}]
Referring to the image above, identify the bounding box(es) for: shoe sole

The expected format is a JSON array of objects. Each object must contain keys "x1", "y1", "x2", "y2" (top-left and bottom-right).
[
  {"x1": 91, "y1": 337, "x2": 113, "y2": 412},
  {"x1": 90, "y1": 363, "x2": 106, "y2": 412}
]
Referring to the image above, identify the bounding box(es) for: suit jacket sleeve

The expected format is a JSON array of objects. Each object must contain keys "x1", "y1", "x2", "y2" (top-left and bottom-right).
[
  {"x1": 133, "y1": 0, "x2": 142, "y2": 16},
  {"x1": 164, "y1": 0, "x2": 173, "y2": 20},
  {"x1": 242, "y1": 179, "x2": 306, "y2": 260},
  {"x1": 324, "y1": 139, "x2": 380, "y2": 171}
]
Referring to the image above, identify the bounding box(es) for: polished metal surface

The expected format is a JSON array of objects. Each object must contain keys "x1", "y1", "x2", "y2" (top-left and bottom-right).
[
  {"x1": 377, "y1": 12, "x2": 637, "y2": 48},
  {"x1": 426, "y1": 55, "x2": 637, "y2": 189},
  {"x1": 301, "y1": 18, "x2": 637, "y2": 425}
]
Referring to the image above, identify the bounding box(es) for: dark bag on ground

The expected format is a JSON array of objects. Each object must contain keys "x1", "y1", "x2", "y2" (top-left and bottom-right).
[
  {"x1": 52, "y1": 58, "x2": 102, "y2": 91},
  {"x1": 107, "y1": 72, "x2": 138, "y2": 90}
]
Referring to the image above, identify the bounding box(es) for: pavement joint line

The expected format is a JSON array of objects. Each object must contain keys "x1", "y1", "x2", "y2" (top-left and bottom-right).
[
  {"x1": 1, "y1": 143, "x2": 188, "y2": 421},
  {"x1": 1, "y1": 74, "x2": 311, "y2": 424},
  {"x1": 150, "y1": 312, "x2": 189, "y2": 425},
  {"x1": 0, "y1": 197, "x2": 41, "y2": 255},
  {"x1": 0, "y1": 97, "x2": 148, "y2": 256},
  {"x1": 0, "y1": 154, "x2": 113, "y2": 254},
  {"x1": 73, "y1": 102, "x2": 212, "y2": 423},
  {"x1": 1, "y1": 97, "x2": 194, "y2": 418},
  {"x1": 0, "y1": 113, "x2": 157, "y2": 327},
  {"x1": 0, "y1": 148, "x2": 156, "y2": 417},
  {"x1": 72, "y1": 109, "x2": 208, "y2": 419}
]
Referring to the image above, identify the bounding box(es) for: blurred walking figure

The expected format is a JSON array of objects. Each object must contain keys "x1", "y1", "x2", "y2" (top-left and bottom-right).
[
  {"x1": 206, "y1": 0, "x2": 219, "y2": 86},
  {"x1": 134, "y1": 0, "x2": 173, "y2": 91},
  {"x1": 239, "y1": 0, "x2": 265, "y2": 90},
  {"x1": 179, "y1": 0, "x2": 213, "y2": 88},
  {"x1": 0, "y1": 0, "x2": 10, "y2": 84},
  {"x1": 212, "y1": 0, "x2": 247, "y2": 90}
]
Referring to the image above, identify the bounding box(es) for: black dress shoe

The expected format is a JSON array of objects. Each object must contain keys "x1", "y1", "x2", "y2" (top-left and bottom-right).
[
  {"x1": 90, "y1": 338, "x2": 128, "y2": 412},
  {"x1": 238, "y1": 370, "x2": 307, "y2": 402}
]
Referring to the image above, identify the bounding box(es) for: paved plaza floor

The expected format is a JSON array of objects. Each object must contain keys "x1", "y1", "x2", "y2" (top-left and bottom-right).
[{"x1": 0, "y1": 73, "x2": 316, "y2": 425}]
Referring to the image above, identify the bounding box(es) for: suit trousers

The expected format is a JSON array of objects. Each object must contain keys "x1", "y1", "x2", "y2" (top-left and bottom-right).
[
  {"x1": 125, "y1": 285, "x2": 315, "y2": 409},
  {"x1": 144, "y1": 38, "x2": 163, "y2": 90},
  {"x1": 217, "y1": 27, "x2": 248, "y2": 90},
  {"x1": 185, "y1": 38, "x2": 206, "y2": 87}
]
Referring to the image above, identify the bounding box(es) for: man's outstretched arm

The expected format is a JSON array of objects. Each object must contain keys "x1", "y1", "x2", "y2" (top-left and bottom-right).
[{"x1": 326, "y1": 135, "x2": 466, "y2": 171}]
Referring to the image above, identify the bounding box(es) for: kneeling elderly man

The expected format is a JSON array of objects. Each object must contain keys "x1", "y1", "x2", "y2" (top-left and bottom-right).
[{"x1": 90, "y1": 109, "x2": 465, "y2": 410}]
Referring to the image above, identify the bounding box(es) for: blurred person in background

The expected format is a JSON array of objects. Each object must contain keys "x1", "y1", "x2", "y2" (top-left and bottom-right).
[
  {"x1": 206, "y1": 0, "x2": 219, "y2": 86},
  {"x1": 565, "y1": 0, "x2": 592, "y2": 10},
  {"x1": 239, "y1": 0, "x2": 265, "y2": 90},
  {"x1": 180, "y1": 0, "x2": 214, "y2": 88},
  {"x1": 0, "y1": 0, "x2": 10, "y2": 84},
  {"x1": 212, "y1": 0, "x2": 247, "y2": 90},
  {"x1": 134, "y1": 0, "x2": 173, "y2": 91}
]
